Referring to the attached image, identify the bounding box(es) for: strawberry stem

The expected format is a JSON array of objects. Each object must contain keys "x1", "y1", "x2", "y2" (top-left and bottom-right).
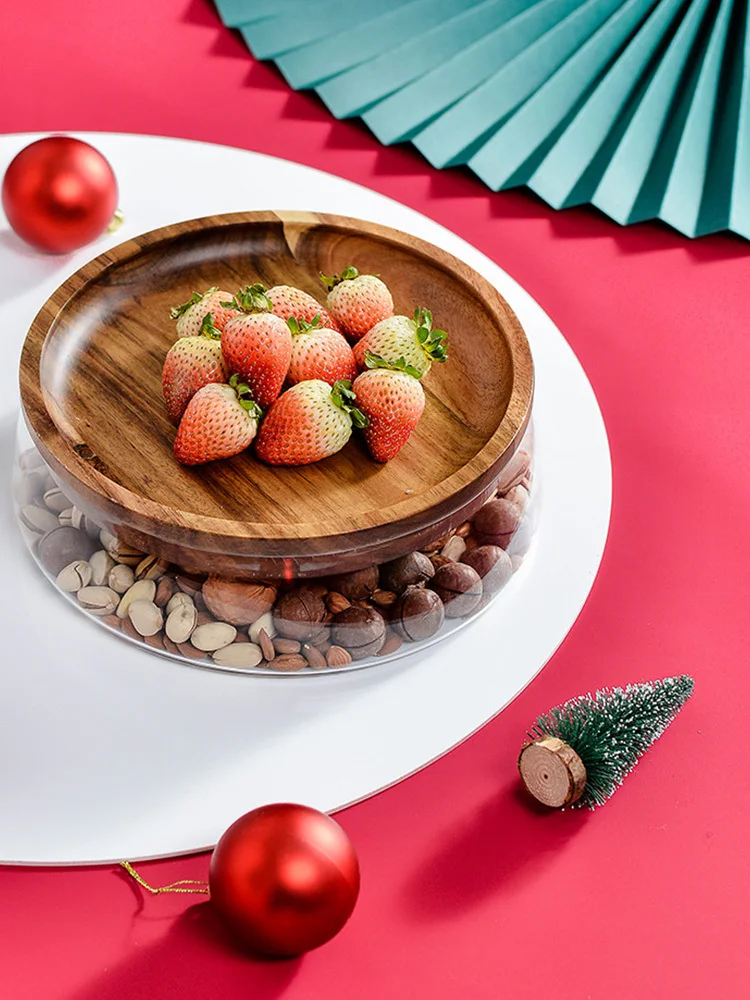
[
  {"x1": 364, "y1": 351, "x2": 422, "y2": 379},
  {"x1": 331, "y1": 379, "x2": 369, "y2": 428},
  {"x1": 229, "y1": 374, "x2": 263, "y2": 420},
  {"x1": 287, "y1": 314, "x2": 322, "y2": 336},
  {"x1": 199, "y1": 312, "x2": 222, "y2": 340},
  {"x1": 170, "y1": 286, "x2": 218, "y2": 319},
  {"x1": 320, "y1": 266, "x2": 359, "y2": 290},
  {"x1": 227, "y1": 284, "x2": 272, "y2": 314},
  {"x1": 414, "y1": 307, "x2": 448, "y2": 363}
]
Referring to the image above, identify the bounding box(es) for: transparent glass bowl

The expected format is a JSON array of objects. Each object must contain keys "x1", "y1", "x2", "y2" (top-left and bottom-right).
[{"x1": 14, "y1": 420, "x2": 536, "y2": 675}]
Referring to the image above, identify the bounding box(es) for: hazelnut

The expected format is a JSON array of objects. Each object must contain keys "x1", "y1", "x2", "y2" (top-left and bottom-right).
[
  {"x1": 392, "y1": 588, "x2": 445, "y2": 641},
  {"x1": 202, "y1": 577, "x2": 277, "y2": 626},
  {"x1": 38, "y1": 526, "x2": 97, "y2": 576},
  {"x1": 326, "y1": 566, "x2": 379, "y2": 601},
  {"x1": 331, "y1": 606, "x2": 386, "y2": 659},
  {"x1": 472, "y1": 499, "x2": 522, "y2": 549},
  {"x1": 461, "y1": 545, "x2": 513, "y2": 593},
  {"x1": 430, "y1": 563, "x2": 483, "y2": 618},
  {"x1": 273, "y1": 588, "x2": 326, "y2": 641},
  {"x1": 379, "y1": 551, "x2": 434, "y2": 594}
]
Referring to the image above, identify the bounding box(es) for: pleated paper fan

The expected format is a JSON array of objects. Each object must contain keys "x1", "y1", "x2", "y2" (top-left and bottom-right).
[{"x1": 214, "y1": 0, "x2": 750, "y2": 240}]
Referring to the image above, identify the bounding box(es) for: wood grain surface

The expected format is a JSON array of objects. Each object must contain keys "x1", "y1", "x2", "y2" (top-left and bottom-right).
[{"x1": 20, "y1": 212, "x2": 533, "y2": 578}]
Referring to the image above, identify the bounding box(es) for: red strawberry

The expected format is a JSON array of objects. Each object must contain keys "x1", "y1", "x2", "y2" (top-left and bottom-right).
[
  {"x1": 171, "y1": 287, "x2": 239, "y2": 338},
  {"x1": 255, "y1": 379, "x2": 367, "y2": 466},
  {"x1": 287, "y1": 316, "x2": 357, "y2": 386},
  {"x1": 221, "y1": 285, "x2": 292, "y2": 409},
  {"x1": 162, "y1": 313, "x2": 229, "y2": 423},
  {"x1": 353, "y1": 354, "x2": 425, "y2": 462},
  {"x1": 174, "y1": 375, "x2": 262, "y2": 466},
  {"x1": 320, "y1": 266, "x2": 393, "y2": 341},
  {"x1": 353, "y1": 307, "x2": 448, "y2": 378},
  {"x1": 266, "y1": 284, "x2": 341, "y2": 332}
]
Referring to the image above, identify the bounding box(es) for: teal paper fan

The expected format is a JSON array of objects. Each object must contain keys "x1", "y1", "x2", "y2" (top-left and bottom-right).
[{"x1": 215, "y1": 0, "x2": 750, "y2": 240}]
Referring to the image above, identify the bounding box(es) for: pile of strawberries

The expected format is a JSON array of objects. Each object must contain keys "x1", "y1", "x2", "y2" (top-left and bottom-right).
[{"x1": 161, "y1": 267, "x2": 448, "y2": 466}]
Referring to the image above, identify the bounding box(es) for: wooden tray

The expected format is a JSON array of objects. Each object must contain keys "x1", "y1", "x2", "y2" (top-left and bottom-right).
[{"x1": 19, "y1": 212, "x2": 533, "y2": 579}]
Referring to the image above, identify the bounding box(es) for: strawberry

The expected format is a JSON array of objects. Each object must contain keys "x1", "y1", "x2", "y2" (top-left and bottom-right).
[
  {"x1": 171, "y1": 286, "x2": 239, "y2": 338},
  {"x1": 287, "y1": 316, "x2": 357, "y2": 386},
  {"x1": 265, "y1": 284, "x2": 341, "y2": 332},
  {"x1": 174, "y1": 375, "x2": 262, "y2": 466},
  {"x1": 320, "y1": 266, "x2": 393, "y2": 340},
  {"x1": 353, "y1": 354, "x2": 425, "y2": 462},
  {"x1": 162, "y1": 313, "x2": 229, "y2": 423},
  {"x1": 255, "y1": 379, "x2": 367, "y2": 466},
  {"x1": 221, "y1": 284, "x2": 292, "y2": 409},
  {"x1": 353, "y1": 307, "x2": 448, "y2": 378}
]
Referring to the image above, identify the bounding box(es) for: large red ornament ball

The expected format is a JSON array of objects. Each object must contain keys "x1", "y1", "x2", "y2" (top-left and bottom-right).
[
  {"x1": 209, "y1": 803, "x2": 360, "y2": 956},
  {"x1": 2, "y1": 136, "x2": 118, "y2": 254}
]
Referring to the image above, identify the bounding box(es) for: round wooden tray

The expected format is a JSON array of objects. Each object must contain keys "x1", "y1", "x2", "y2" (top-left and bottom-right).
[{"x1": 19, "y1": 211, "x2": 533, "y2": 579}]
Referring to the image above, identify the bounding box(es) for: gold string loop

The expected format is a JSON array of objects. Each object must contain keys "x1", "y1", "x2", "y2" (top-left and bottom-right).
[{"x1": 119, "y1": 860, "x2": 210, "y2": 895}]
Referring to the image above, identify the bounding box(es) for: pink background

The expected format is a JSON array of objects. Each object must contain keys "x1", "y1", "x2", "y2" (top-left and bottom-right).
[{"x1": 2, "y1": 2, "x2": 749, "y2": 997}]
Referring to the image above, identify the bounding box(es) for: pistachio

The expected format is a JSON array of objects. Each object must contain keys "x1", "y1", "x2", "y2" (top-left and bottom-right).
[
  {"x1": 136, "y1": 554, "x2": 169, "y2": 581},
  {"x1": 116, "y1": 579, "x2": 157, "y2": 619},
  {"x1": 212, "y1": 643, "x2": 263, "y2": 668},
  {"x1": 166, "y1": 591, "x2": 194, "y2": 615},
  {"x1": 190, "y1": 622, "x2": 237, "y2": 652},
  {"x1": 128, "y1": 599, "x2": 164, "y2": 637},
  {"x1": 100, "y1": 529, "x2": 145, "y2": 566},
  {"x1": 89, "y1": 550, "x2": 116, "y2": 586},
  {"x1": 108, "y1": 563, "x2": 136, "y2": 594},
  {"x1": 20, "y1": 505, "x2": 59, "y2": 535},
  {"x1": 248, "y1": 611, "x2": 276, "y2": 644},
  {"x1": 43, "y1": 487, "x2": 71, "y2": 514},
  {"x1": 58, "y1": 507, "x2": 75, "y2": 528},
  {"x1": 56, "y1": 560, "x2": 92, "y2": 593},
  {"x1": 77, "y1": 586, "x2": 119, "y2": 616},
  {"x1": 441, "y1": 535, "x2": 467, "y2": 562},
  {"x1": 165, "y1": 602, "x2": 198, "y2": 644}
]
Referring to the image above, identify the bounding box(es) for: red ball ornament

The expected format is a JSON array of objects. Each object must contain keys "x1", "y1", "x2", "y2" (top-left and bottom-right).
[
  {"x1": 2, "y1": 136, "x2": 118, "y2": 254},
  {"x1": 209, "y1": 803, "x2": 360, "y2": 956}
]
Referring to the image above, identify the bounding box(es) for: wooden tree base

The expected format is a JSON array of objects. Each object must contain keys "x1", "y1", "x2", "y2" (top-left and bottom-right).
[{"x1": 518, "y1": 736, "x2": 587, "y2": 807}]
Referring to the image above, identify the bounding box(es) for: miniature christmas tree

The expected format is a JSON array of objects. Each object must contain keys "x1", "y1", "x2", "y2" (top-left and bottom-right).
[{"x1": 518, "y1": 675, "x2": 694, "y2": 809}]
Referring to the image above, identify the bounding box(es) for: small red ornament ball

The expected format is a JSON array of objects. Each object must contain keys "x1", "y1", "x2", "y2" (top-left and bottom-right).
[
  {"x1": 2, "y1": 136, "x2": 118, "y2": 254},
  {"x1": 209, "y1": 803, "x2": 360, "y2": 957}
]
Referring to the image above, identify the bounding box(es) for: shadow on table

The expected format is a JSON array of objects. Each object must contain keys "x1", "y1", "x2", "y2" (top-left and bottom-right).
[
  {"x1": 68, "y1": 901, "x2": 301, "y2": 1000},
  {"x1": 403, "y1": 780, "x2": 589, "y2": 921}
]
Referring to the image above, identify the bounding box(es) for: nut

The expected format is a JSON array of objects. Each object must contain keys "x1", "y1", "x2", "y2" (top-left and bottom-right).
[
  {"x1": 190, "y1": 622, "x2": 237, "y2": 652},
  {"x1": 301, "y1": 643, "x2": 327, "y2": 669},
  {"x1": 155, "y1": 575, "x2": 177, "y2": 607},
  {"x1": 273, "y1": 637, "x2": 302, "y2": 654},
  {"x1": 56, "y1": 560, "x2": 92, "y2": 593},
  {"x1": 377, "y1": 632, "x2": 404, "y2": 657},
  {"x1": 68, "y1": 507, "x2": 100, "y2": 539},
  {"x1": 121, "y1": 617, "x2": 143, "y2": 642},
  {"x1": 145, "y1": 633, "x2": 165, "y2": 651},
  {"x1": 175, "y1": 573, "x2": 205, "y2": 596},
  {"x1": 38, "y1": 526, "x2": 98, "y2": 575},
  {"x1": 212, "y1": 643, "x2": 263, "y2": 669},
  {"x1": 100, "y1": 530, "x2": 146, "y2": 566},
  {"x1": 441, "y1": 535, "x2": 467, "y2": 562},
  {"x1": 331, "y1": 606, "x2": 386, "y2": 659},
  {"x1": 128, "y1": 600, "x2": 164, "y2": 637},
  {"x1": 271, "y1": 653, "x2": 307, "y2": 671},
  {"x1": 249, "y1": 611, "x2": 276, "y2": 644},
  {"x1": 257, "y1": 628, "x2": 276, "y2": 661},
  {"x1": 504, "y1": 484, "x2": 529, "y2": 514},
  {"x1": 89, "y1": 550, "x2": 116, "y2": 586},
  {"x1": 430, "y1": 563, "x2": 483, "y2": 618},
  {"x1": 461, "y1": 545, "x2": 513, "y2": 593},
  {"x1": 202, "y1": 578, "x2": 277, "y2": 626},
  {"x1": 162, "y1": 636, "x2": 182, "y2": 656},
  {"x1": 165, "y1": 602, "x2": 198, "y2": 643},
  {"x1": 392, "y1": 588, "x2": 445, "y2": 641},
  {"x1": 20, "y1": 505, "x2": 60, "y2": 535},
  {"x1": 108, "y1": 563, "x2": 136, "y2": 594},
  {"x1": 507, "y1": 515, "x2": 533, "y2": 557},
  {"x1": 372, "y1": 589, "x2": 397, "y2": 608},
  {"x1": 177, "y1": 641, "x2": 208, "y2": 661},
  {"x1": 43, "y1": 487, "x2": 71, "y2": 514},
  {"x1": 166, "y1": 591, "x2": 194, "y2": 615},
  {"x1": 136, "y1": 554, "x2": 169, "y2": 581},
  {"x1": 497, "y1": 449, "x2": 531, "y2": 493},
  {"x1": 326, "y1": 646, "x2": 353, "y2": 668},
  {"x1": 306, "y1": 582, "x2": 329, "y2": 599},
  {"x1": 325, "y1": 592, "x2": 351, "y2": 614},
  {"x1": 326, "y1": 566, "x2": 379, "y2": 601},
  {"x1": 273, "y1": 589, "x2": 326, "y2": 641},
  {"x1": 472, "y1": 499, "x2": 522, "y2": 549},
  {"x1": 379, "y1": 551, "x2": 434, "y2": 594},
  {"x1": 430, "y1": 553, "x2": 453, "y2": 571},
  {"x1": 77, "y1": 586, "x2": 119, "y2": 616},
  {"x1": 197, "y1": 611, "x2": 216, "y2": 627},
  {"x1": 116, "y1": 579, "x2": 157, "y2": 619},
  {"x1": 101, "y1": 614, "x2": 122, "y2": 630},
  {"x1": 456, "y1": 521, "x2": 472, "y2": 538}
]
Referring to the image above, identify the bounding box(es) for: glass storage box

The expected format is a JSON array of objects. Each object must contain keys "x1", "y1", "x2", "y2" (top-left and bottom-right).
[{"x1": 16, "y1": 212, "x2": 535, "y2": 674}]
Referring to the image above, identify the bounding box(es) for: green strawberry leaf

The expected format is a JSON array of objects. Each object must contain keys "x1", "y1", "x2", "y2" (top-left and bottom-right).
[
  {"x1": 199, "y1": 312, "x2": 222, "y2": 340},
  {"x1": 320, "y1": 266, "x2": 359, "y2": 290},
  {"x1": 229, "y1": 374, "x2": 263, "y2": 420},
  {"x1": 331, "y1": 379, "x2": 368, "y2": 426},
  {"x1": 234, "y1": 283, "x2": 271, "y2": 314},
  {"x1": 350, "y1": 407, "x2": 369, "y2": 429},
  {"x1": 414, "y1": 305, "x2": 449, "y2": 364},
  {"x1": 287, "y1": 314, "x2": 322, "y2": 336},
  {"x1": 170, "y1": 287, "x2": 218, "y2": 319},
  {"x1": 364, "y1": 351, "x2": 421, "y2": 379}
]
